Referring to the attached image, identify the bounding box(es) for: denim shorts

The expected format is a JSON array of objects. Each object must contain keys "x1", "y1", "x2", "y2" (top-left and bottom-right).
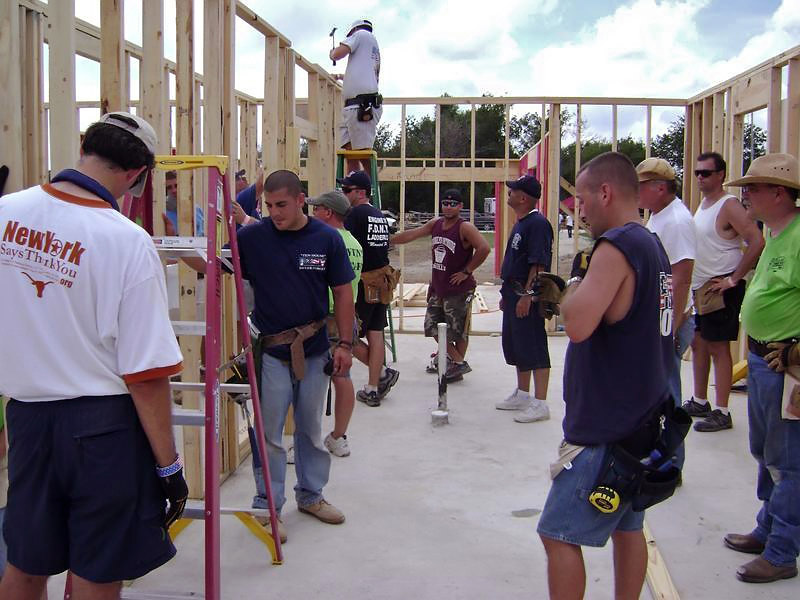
[{"x1": 537, "y1": 444, "x2": 645, "y2": 547}]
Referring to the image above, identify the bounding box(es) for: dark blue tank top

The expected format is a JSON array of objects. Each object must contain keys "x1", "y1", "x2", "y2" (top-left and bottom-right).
[{"x1": 563, "y1": 223, "x2": 674, "y2": 445}]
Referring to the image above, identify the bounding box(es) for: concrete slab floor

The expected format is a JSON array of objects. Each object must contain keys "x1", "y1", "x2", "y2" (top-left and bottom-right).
[{"x1": 47, "y1": 329, "x2": 797, "y2": 599}]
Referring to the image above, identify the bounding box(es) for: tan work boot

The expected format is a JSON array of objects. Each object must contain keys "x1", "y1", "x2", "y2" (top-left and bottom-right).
[
  {"x1": 298, "y1": 499, "x2": 345, "y2": 524},
  {"x1": 255, "y1": 515, "x2": 287, "y2": 543}
]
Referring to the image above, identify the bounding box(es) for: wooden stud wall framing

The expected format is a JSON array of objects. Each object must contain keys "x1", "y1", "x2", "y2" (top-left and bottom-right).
[
  {"x1": 47, "y1": 0, "x2": 78, "y2": 175},
  {"x1": 100, "y1": 0, "x2": 125, "y2": 115}
]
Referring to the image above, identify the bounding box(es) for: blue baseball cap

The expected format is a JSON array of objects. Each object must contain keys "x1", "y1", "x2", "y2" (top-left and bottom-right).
[
  {"x1": 505, "y1": 175, "x2": 542, "y2": 199},
  {"x1": 337, "y1": 170, "x2": 372, "y2": 192}
]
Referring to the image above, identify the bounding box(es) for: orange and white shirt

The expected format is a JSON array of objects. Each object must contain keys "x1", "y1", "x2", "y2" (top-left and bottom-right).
[{"x1": 0, "y1": 184, "x2": 182, "y2": 402}]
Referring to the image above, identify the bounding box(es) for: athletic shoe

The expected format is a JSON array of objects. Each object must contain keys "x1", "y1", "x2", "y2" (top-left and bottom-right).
[
  {"x1": 694, "y1": 409, "x2": 733, "y2": 432},
  {"x1": 255, "y1": 515, "x2": 287, "y2": 544},
  {"x1": 324, "y1": 433, "x2": 350, "y2": 457},
  {"x1": 377, "y1": 367, "x2": 400, "y2": 398},
  {"x1": 445, "y1": 361, "x2": 471, "y2": 383},
  {"x1": 495, "y1": 389, "x2": 531, "y2": 411},
  {"x1": 426, "y1": 352, "x2": 454, "y2": 374},
  {"x1": 682, "y1": 397, "x2": 712, "y2": 417},
  {"x1": 287, "y1": 444, "x2": 294, "y2": 464},
  {"x1": 357, "y1": 389, "x2": 381, "y2": 407},
  {"x1": 298, "y1": 499, "x2": 345, "y2": 524},
  {"x1": 514, "y1": 399, "x2": 550, "y2": 423}
]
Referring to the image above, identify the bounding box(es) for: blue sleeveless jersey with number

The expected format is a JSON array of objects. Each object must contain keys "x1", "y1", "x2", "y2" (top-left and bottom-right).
[{"x1": 563, "y1": 222, "x2": 674, "y2": 445}]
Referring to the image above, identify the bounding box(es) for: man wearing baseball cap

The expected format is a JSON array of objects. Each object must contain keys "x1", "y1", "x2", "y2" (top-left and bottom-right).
[
  {"x1": 636, "y1": 158, "x2": 696, "y2": 453},
  {"x1": 722, "y1": 153, "x2": 800, "y2": 584},
  {"x1": 495, "y1": 174, "x2": 555, "y2": 423},
  {"x1": 391, "y1": 188, "x2": 490, "y2": 382},
  {"x1": 307, "y1": 190, "x2": 363, "y2": 457},
  {"x1": 0, "y1": 112, "x2": 186, "y2": 597},
  {"x1": 330, "y1": 19, "x2": 382, "y2": 173},
  {"x1": 340, "y1": 171, "x2": 400, "y2": 407}
]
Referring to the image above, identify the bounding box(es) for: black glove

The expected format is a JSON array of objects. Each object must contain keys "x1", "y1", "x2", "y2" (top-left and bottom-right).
[
  {"x1": 570, "y1": 250, "x2": 591, "y2": 279},
  {"x1": 159, "y1": 467, "x2": 189, "y2": 530}
]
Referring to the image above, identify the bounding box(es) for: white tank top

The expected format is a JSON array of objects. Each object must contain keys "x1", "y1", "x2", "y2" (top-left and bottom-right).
[{"x1": 691, "y1": 194, "x2": 742, "y2": 290}]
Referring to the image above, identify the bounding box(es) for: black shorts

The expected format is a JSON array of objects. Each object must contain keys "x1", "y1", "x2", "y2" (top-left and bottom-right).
[
  {"x1": 501, "y1": 294, "x2": 550, "y2": 371},
  {"x1": 355, "y1": 281, "x2": 388, "y2": 337},
  {"x1": 4, "y1": 395, "x2": 175, "y2": 583},
  {"x1": 694, "y1": 279, "x2": 746, "y2": 342}
]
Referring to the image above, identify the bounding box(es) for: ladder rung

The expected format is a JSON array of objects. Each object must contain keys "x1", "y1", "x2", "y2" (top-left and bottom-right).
[
  {"x1": 172, "y1": 408, "x2": 205, "y2": 427},
  {"x1": 121, "y1": 591, "x2": 203, "y2": 599},
  {"x1": 171, "y1": 320, "x2": 206, "y2": 335},
  {"x1": 171, "y1": 381, "x2": 251, "y2": 394},
  {"x1": 182, "y1": 499, "x2": 269, "y2": 520}
]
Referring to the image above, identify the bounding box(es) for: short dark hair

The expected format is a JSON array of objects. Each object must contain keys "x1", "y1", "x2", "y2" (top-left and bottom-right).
[
  {"x1": 264, "y1": 169, "x2": 303, "y2": 197},
  {"x1": 166, "y1": 170, "x2": 177, "y2": 180},
  {"x1": 697, "y1": 152, "x2": 726, "y2": 176},
  {"x1": 81, "y1": 122, "x2": 155, "y2": 171},
  {"x1": 577, "y1": 151, "x2": 639, "y2": 198}
]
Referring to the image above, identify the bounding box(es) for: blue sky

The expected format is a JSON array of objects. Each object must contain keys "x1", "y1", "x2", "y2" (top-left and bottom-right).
[{"x1": 69, "y1": 0, "x2": 799, "y2": 139}]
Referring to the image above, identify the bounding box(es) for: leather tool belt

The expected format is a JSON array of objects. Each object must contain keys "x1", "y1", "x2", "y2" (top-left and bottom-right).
[{"x1": 261, "y1": 319, "x2": 326, "y2": 380}]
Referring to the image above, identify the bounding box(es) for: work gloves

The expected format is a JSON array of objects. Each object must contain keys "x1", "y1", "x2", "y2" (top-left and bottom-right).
[
  {"x1": 533, "y1": 272, "x2": 566, "y2": 319},
  {"x1": 765, "y1": 340, "x2": 800, "y2": 373},
  {"x1": 159, "y1": 466, "x2": 189, "y2": 530}
]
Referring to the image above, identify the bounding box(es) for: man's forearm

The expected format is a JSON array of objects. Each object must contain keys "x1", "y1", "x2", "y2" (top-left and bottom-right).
[
  {"x1": 731, "y1": 240, "x2": 763, "y2": 283},
  {"x1": 332, "y1": 288, "x2": 355, "y2": 343},
  {"x1": 465, "y1": 246, "x2": 490, "y2": 274},
  {"x1": 128, "y1": 376, "x2": 179, "y2": 467},
  {"x1": 673, "y1": 281, "x2": 690, "y2": 329}
]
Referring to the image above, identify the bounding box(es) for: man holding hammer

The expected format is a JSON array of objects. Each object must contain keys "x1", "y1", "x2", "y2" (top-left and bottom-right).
[{"x1": 330, "y1": 19, "x2": 382, "y2": 173}]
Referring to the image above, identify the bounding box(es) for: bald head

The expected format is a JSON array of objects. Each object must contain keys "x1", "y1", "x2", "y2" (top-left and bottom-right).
[{"x1": 577, "y1": 152, "x2": 639, "y2": 200}]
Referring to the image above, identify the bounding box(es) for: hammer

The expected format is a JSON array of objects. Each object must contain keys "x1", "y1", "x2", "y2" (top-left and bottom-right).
[{"x1": 329, "y1": 27, "x2": 337, "y2": 66}]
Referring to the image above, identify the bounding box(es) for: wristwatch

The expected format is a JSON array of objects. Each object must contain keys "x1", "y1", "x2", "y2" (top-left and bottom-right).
[{"x1": 566, "y1": 276, "x2": 583, "y2": 287}]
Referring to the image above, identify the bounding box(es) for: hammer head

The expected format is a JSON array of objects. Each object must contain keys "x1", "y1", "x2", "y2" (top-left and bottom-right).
[{"x1": 329, "y1": 27, "x2": 337, "y2": 37}]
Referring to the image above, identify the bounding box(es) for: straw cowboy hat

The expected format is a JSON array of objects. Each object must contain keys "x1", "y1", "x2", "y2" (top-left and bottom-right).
[{"x1": 726, "y1": 153, "x2": 800, "y2": 190}]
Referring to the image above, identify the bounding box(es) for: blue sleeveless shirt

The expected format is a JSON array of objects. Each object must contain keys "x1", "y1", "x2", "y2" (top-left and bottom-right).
[{"x1": 563, "y1": 223, "x2": 674, "y2": 445}]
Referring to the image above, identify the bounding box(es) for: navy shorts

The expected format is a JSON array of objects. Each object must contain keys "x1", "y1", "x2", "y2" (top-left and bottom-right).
[
  {"x1": 356, "y1": 281, "x2": 388, "y2": 336},
  {"x1": 501, "y1": 294, "x2": 550, "y2": 371},
  {"x1": 4, "y1": 395, "x2": 175, "y2": 583},
  {"x1": 537, "y1": 444, "x2": 645, "y2": 547}
]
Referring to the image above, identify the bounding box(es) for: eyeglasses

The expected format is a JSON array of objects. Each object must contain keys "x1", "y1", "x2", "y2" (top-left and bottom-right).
[
  {"x1": 441, "y1": 200, "x2": 460, "y2": 207},
  {"x1": 694, "y1": 169, "x2": 722, "y2": 178}
]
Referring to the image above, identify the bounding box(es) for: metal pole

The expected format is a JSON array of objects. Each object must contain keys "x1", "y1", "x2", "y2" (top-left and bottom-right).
[{"x1": 431, "y1": 322, "x2": 449, "y2": 425}]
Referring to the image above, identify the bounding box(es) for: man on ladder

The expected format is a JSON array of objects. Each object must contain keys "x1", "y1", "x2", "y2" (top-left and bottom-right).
[
  {"x1": 0, "y1": 112, "x2": 187, "y2": 599},
  {"x1": 330, "y1": 18, "x2": 382, "y2": 173},
  {"x1": 238, "y1": 170, "x2": 355, "y2": 538}
]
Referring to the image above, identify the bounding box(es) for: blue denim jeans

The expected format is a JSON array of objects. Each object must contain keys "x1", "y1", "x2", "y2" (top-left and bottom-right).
[
  {"x1": 668, "y1": 314, "x2": 694, "y2": 469},
  {"x1": 747, "y1": 352, "x2": 800, "y2": 566},
  {"x1": 252, "y1": 351, "x2": 331, "y2": 514}
]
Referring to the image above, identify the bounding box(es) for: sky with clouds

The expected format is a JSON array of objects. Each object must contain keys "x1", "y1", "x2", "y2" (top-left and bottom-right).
[{"x1": 70, "y1": 0, "x2": 799, "y2": 139}]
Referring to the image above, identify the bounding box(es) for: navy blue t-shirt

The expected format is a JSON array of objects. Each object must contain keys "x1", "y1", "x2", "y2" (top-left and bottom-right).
[
  {"x1": 500, "y1": 210, "x2": 553, "y2": 294},
  {"x1": 237, "y1": 216, "x2": 355, "y2": 360},
  {"x1": 345, "y1": 203, "x2": 390, "y2": 272},
  {"x1": 562, "y1": 223, "x2": 674, "y2": 445},
  {"x1": 236, "y1": 184, "x2": 260, "y2": 218}
]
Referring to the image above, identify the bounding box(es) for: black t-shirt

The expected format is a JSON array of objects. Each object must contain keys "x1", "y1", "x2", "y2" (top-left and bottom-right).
[
  {"x1": 500, "y1": 210, "x2": 553, "y2": 293},
  {"x1": 237, "y1": 216, "x2": 354, "y2": 360},
  {"x1": 345, "y1": 203, "x2": 390, "y2": 272}
]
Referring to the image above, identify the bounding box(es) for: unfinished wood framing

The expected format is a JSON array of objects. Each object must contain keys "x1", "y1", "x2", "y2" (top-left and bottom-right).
[
  {"x1": 99, "y1": 0, "x2": 125, "y2": 114},
  {"x1": 47, "y1": 0, "x2": 78, "y2": 175}
]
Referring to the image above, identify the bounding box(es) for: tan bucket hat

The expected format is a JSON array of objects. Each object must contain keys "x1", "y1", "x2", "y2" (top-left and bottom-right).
[
  {"x1": 636, "y1": 157, "x2": 676, "y2": 182},
  {"x1": 725, "y1": 153, "x2": 800, "y2": 190}
]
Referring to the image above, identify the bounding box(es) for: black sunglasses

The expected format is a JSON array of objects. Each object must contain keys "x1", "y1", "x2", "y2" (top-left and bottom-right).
[
  {"x1": 694, "y1": 169, "x2": 722, "y2": 178},
  {"x1": 441, "y1": 199, "x2": 460, "y2": 207}
]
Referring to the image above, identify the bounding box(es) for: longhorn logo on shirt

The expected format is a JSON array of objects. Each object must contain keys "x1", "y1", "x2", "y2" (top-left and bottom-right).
[{"x1": 21, "y1": 272, "x2": 54, "y2": 298}]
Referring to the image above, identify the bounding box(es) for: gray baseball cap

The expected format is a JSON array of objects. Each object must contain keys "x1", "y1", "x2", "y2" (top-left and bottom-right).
[
  {"x1": 307, "y1": 190, "x2": 351, "y2": 216},
  {"x1": 97, "y1": 111, "x2": 158, "y2": 197}
]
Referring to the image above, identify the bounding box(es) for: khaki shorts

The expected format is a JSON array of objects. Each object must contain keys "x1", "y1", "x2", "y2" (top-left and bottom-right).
[
  {"x1": 338, "y1": 105, "x2": 383, "y2": 150},
  {"x1": 424, "y1": 291, "x2": 473, "y2": 343}
]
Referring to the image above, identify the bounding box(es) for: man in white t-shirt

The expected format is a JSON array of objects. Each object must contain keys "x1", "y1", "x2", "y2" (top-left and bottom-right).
[
  {"x1": 637, "y1": 158, "x2": 695, "y2": 466},
  {"x1": 0, "y1": 112, "x2": 186, "y2": 598},
  {"x1": 330, "y1": 19, "x2": 382, "y2": 173}
]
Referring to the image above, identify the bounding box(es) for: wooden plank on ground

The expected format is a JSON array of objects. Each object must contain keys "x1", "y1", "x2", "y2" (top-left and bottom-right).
[{"x1": 644, "y1": 521, "x2": 680, "y2": 600}]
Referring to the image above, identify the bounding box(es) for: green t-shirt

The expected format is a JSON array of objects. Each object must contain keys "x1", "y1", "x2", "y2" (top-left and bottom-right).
[
  {"x1": 741, "y1": 213, "x2": 800, "y2": 341},
  {"x1": 329, "y1": 228, "x2": 363, "y2": 312}
]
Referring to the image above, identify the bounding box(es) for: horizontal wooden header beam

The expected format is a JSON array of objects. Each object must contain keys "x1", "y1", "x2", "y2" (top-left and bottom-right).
[
  {"x1": 381, "y1": 96, "x2": 687, "y2": 107},
  {"x1": 689, "y1": 43, "x2": 800, "y2": 104},
  {"x1": 235, "y1": 1, "x2": 291, "y2": 47}
]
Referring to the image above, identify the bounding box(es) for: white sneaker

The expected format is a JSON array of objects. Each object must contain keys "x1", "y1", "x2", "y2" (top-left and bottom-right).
[
  {"x1": 324, "y1": 433, "x2": 350, "y2": 457},
  {"x1": 495, "y1": 389, "x2": 531, "y2": 411},
  {"x1": 287, "y1": 444, "x2": 295, "y2": 464},
  {"x1": 514, "y1": 399, "x2": 550, "y2": 423}
]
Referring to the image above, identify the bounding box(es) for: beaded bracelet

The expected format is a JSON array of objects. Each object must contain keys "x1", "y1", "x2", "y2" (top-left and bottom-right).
[{"x1": 156, "y1": 455, "x2": 183, "y2": 478}]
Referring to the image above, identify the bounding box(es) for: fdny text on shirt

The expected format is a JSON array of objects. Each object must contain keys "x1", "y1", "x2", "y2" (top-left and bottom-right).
[{"x1": 367, "y1": 216, "x2": 389, "y2": 247}]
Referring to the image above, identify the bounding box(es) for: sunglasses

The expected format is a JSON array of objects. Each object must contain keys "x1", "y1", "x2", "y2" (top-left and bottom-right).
[
  {"x1": 441, "y1": 200, "x2": 460, "y2": 207},
  {"x1": 694, "y1": 169, "x2": 721, "y2": 178}
]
